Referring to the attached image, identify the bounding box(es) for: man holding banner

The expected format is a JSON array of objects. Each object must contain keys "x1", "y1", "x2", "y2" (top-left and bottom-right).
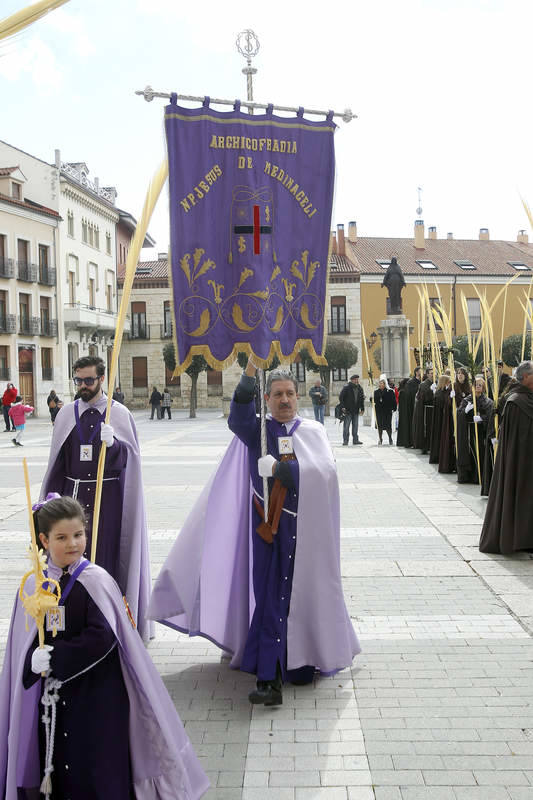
[
  {"x1": 149, "y1": 358, "x2": 360, "y2": 704},
  {"x1": 148, "y1": 96, "x2": 359, "y2": 701}
]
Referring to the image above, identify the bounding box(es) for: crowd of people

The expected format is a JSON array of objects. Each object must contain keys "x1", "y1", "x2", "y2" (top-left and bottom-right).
[
  {"x1": 0, "y1": 356, "x2": 361, "y2": 798},
  {"x1": 393, "y1": 362, "x2": 513, "y2": 493},
  {"x1": 392, "y1": 358, "x2": 533, "y2": 557}
]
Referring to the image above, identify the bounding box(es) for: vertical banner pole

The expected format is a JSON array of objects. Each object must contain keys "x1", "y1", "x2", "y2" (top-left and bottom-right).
[{"x1": 258, "y1": 368, "x2": 269, "y2": 519}]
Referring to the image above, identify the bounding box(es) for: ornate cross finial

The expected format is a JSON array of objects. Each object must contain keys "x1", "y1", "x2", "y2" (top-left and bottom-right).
[
  {"x1": 416, "y1": 186, "x2": 423, "y2": 218},
  {"x1": 236, "y1": 29, "x2": 260, "y2": 105}
]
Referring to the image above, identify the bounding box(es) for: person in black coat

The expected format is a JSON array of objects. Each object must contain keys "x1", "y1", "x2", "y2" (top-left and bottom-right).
[
  {"x1": 412, "y1": 367, "x2": 434, "y2": 454},
  {"x1": 397, "y1": 367, "x2": 420, "y2": 447},
  {"x1": 481, "y1": 373, "x2": 514, "y2": 496},
  {"x1": 374, "y1": 378, "x2": 397, "y2": 445},
  {"x1": 149, "y1": 386, "x2": 162, "y2": 419},
  {"x1": 339, "y1": 375, "x2": 365, "y2": 445},
  {"x1": 456, "y1": 377, "x2": 493, "y2": 484},
  {"x1": 429, "y1": 375, "x2": 451, "y2": 464}
]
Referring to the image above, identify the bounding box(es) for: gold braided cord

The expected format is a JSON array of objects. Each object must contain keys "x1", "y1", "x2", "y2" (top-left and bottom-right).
[
  {"x1": 91, "y1": 160, "x2": 169, "y2": 561},
  {"x1": 0, "y1": 0, "x2": 69, "y2": 40}
]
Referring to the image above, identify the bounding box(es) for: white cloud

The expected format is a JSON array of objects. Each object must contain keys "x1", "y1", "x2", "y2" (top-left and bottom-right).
[
  {"x1": 0, "y1": 34, "x2": 63, "y2": 94},
  {"x1": 40, "y1": 7, "x2": 96, "y2": 59}
]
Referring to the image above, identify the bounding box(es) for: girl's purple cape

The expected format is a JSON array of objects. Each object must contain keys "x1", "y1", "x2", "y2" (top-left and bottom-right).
[
  {"x1": 0, "y1": 563, "x2": 210, "y2": 800},
  {"x1": 40, "y1": 399, "x2": 153, "y2": 641},
  {"x1": 149, "y1": 419, "x2": 361, "y2": 674}
]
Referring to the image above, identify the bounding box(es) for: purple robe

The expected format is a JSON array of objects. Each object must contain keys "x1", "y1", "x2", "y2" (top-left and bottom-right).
[
  {"x1": 0, "y1": 560, "x2": 210, "y2": 800},
  {"x1": 149, "y1": 390, "x2": 360, "y2": 677},
  {"x1": 40, "y1": 395, "x2": 152, "y2": 641}
]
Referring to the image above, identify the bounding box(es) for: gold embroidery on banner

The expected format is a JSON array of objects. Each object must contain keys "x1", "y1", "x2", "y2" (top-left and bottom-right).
[{"x1": 165, "y1": 112, "x2": 335, "y2": 135}]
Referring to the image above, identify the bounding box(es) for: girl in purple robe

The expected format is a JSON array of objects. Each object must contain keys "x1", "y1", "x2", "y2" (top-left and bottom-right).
[{"x1": 0, "y1": 496, "x2": 209, "y2": 800}]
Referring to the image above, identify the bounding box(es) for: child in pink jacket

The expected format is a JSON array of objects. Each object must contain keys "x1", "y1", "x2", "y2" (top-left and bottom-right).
[{"x1": 8, "y1": 395, "x2": 34, "y2": 446}]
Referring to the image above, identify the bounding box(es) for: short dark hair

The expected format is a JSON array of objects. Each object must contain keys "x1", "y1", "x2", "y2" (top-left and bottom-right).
[
  {"x1": 34, "y1": 496, "x2": 86, "y2": 544},
  {"x1": 73, "y1": 356, "x2": 105, "y2": 377},
  {"x1": 14, "y1": 395, "x2": 21, "y2": 402},
  {"x1": 350, "y1": 374, "x2": 359, "y2": 380}
]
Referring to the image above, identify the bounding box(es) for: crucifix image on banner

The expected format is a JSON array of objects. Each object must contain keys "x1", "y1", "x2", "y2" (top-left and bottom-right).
[{"x1": 165, "y1": 96, "x2": 336, "y2": 374}]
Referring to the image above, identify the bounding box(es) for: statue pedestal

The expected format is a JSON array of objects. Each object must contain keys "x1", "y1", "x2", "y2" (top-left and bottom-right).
[{"x1": 377, "y1": 315, "x2": 411, "y2": 383}]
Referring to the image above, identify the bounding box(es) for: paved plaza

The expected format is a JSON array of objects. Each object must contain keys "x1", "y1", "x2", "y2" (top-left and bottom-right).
[{"x1": 1, "y1": 409, "x2": 533, "y2": 799}]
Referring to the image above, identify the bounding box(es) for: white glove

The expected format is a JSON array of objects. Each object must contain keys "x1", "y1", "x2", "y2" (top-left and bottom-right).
[
  {"x1": 491, "y1": 437, "x2": 498, "y2": 447},
  {"x1": 473, "y1": 415, "x2": 482, "y2": 423},
  {"x1": 465, "y1": 402, "x2": 474, "y2": 414},
  {"x1": 431, "y1": 382, "x2": 437, "y2": 392},
  {"x1": 258, "y1": 454, "x2": 277, "y2": 477},
  {"x1": 31, "y1": 644, "x2": 53, "y2": 674},
  {"x1": 100, "y1": 423, "x2": 115, "y2": 446},
  {"x1": 450, "y1": 390, "x2": 455, "y2": 398}
]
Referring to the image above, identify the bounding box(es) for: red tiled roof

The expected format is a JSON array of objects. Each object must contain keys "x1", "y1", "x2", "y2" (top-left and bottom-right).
[
  {"x1": 329, "y1": 253, "x2": 358, "y2": 273},
  {"x1": 0, "y1": 192, "x2": 60, "y2": 219},
  {"x1": 0, "y1": 167, "x2": 18, "y2": 176},
  {"x1": 118, "y1": 259, "x2": 169, "y2": 283},
  {"x1": 342, "y1": 237, "x2": 533, "y2": 276}
]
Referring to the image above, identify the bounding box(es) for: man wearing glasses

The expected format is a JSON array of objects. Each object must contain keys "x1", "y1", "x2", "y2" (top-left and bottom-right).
[{"x1": 39, "y1": 356, "x2": 152, "y2": 641}]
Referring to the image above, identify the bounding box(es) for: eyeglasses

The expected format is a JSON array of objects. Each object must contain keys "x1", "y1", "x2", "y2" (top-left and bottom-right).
[{"x1": 73, "y1": 376, "x2": 99, "y2": 387}]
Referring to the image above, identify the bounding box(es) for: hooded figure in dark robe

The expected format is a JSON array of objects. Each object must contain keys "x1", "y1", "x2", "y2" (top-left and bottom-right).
[
  {"x1": 412, "y1": 368, "x2": 434, "y2": 453},
  {"x1": 381, "y1": 257, "x2": 406, "y2": 314},
  {"x1": 456, "y1": 377, "x2": 493, "y2": 484},
  {"x1": 481, "y1": 373, "x2": 514, "y2": 496},
  {"x1": 396, "y1": 368, "x2": 420, "y2": 447},
  {"x1": 438, "y1": 368, "x2": 470, "y2": 474},
  {"x1": 479, "y1": 362, "x2": 533, "y2": 553},
  {"x1": 429, "y1": 375, "x2": 450, "y2": 464}
]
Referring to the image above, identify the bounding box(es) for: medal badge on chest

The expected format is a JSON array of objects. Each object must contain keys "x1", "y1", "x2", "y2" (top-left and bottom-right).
[
  {"x1": 80, "y1": 444, "x2": 93, "y2": 461},
  {"x1": 278, "y1": 436, "x2": 294, "y2": 455},
  {"x1": 46, "y1": 606, "x2": 65, "y2": 634}
]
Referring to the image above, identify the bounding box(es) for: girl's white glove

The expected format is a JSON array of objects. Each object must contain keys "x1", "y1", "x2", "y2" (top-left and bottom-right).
[
  {"x1": 473, "y1": 415, "x2": 482, "y2": 423},
  {"x1": 450, "y1": 390, "x2": 455, "y2": 398},
  {"x1": 258, "y1": 455, "x2": 277, "y2": 477},
  {"x1": 31, "y1": 644, "x2": 53, "y2": 674}
]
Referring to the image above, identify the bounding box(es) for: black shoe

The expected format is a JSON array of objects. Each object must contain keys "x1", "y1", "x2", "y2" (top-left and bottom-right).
[
  {"x1": 353, "y1": 440, "x2": 363, "y2": 445},
  {"x1": 248, "y1": 681, "x2": 283, "y2": 706},
  {"x1": 12, "y1": 438, "x2": 16, "y2": 445},
  {"x1": 342, "y1": 442, "x2": 348, "y2": 446},
  {"x1": 15, "y1": 441, "x2": 23, "y2": 446},
  {"x1": 388, "y1": 437, "x2": 393, "y2": 445}
]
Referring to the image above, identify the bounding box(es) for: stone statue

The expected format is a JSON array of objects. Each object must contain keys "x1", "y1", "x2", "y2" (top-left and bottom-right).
[{"x1": 381, "y1": 257, "x2": 405, "y2": 315}]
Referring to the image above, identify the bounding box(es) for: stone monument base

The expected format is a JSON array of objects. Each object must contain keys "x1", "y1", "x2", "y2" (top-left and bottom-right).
[{"x1": 377, "y1": 315, "x2": 411, "y2": 384}]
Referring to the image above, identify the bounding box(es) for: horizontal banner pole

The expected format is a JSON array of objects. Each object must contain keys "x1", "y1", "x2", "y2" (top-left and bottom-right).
[{"x1": 135, "y1": 86, "x2": 356, "y2": 122}]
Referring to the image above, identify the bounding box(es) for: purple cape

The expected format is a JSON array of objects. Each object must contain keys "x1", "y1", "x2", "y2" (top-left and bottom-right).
[
  {"x1": 40, "y1": 398, "x2": 153, "y2": 641},
  {"x1": 149, "y1": 419, "x2": 360, "y2": 673},
  {"x1": 0, "y1": 563, "x2": 209, "y2": 800}
]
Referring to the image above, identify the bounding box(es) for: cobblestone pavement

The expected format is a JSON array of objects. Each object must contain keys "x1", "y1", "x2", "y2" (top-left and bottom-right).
[{"x1": 1, "y1": 410, "x2": 533, "y2": 799}]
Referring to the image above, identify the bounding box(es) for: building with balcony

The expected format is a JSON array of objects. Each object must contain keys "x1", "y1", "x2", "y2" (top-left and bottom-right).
[
  {"x1": 0, "y1": 151, "x2": 61, "y2": 416},
  {"x1": 54, "y1": 152, "x2": 121, "y2": 397}
]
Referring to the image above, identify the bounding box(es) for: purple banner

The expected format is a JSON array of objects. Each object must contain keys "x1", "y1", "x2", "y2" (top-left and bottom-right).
[{"x1": 165, "y1": 96, "x2": 335, "y2": 373}]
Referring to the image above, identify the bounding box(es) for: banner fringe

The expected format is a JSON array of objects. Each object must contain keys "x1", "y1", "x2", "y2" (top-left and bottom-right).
[{"x1": 171, "y1": 339, "x2": 327, "y2": 378}]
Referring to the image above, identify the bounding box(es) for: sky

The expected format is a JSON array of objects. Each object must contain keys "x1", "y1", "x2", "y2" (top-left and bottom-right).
[{"x1": 1, "y1": 0, "x2": 533, "y2": 259}]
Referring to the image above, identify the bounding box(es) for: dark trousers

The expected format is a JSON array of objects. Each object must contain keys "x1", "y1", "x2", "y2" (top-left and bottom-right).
[
  {"x1": 3, "y1": 406, "x2": 14, "y2": 431},
  {"x1": 161, "y1": 406, "x2": 171, "y2": 419},
  {"x1": 150, "y1": 404, "x2": 161, "y2": 420},
  {"x1": 343, "y1": 412, "x2": 360, "y2": 444}
]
